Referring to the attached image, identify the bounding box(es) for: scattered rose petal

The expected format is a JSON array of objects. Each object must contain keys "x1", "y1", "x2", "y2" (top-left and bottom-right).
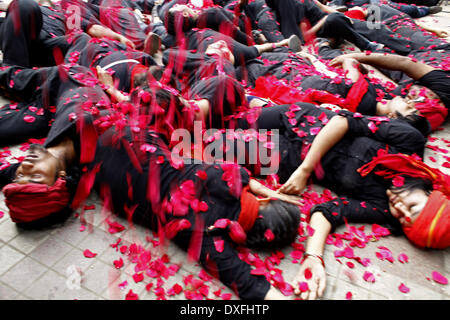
[
  {"x1": 363, "y1": 271, "x2": 376, "y2": 283},
  {"x1": 398, "y1": 253, "x2": 409, "y2": 264},
  {"x1": 23, "y1": 115, "x2": 36, "y2": 123},
  {"x1": 125, "y1": 289, "x2": 139, "y2": 300},
  {"x1": 431, "y1": 271, "x2": 448, "y2": 285},
  {"x1": 113, "y1": 258, "x2": 124, "y2": 269},
  {"x1": 83, "y1": 249, "x2": 97, "y2": 258},
  {"x1": 398, "y1": 283, "x2": 410, "y2": 293}
]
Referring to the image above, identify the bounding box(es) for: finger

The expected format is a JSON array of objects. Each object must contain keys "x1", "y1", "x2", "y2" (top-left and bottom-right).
[
  {"x1": 300, "y1": 290, "x2": 309, "y2": 300},
  {"x1": 317, "y1": 276, "x2": 327, "y2": 297},
  {"x1": 394, "y1": 202, "x2": 409, "y2": 216},
  {"x1": 308, "y1": 279, "x2": 318, "y2": 300}
]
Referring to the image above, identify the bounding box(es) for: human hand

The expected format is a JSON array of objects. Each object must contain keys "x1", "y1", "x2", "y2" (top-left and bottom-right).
[
  {"x1": 118, "y1": 35, "x2": 135, "y2": 49},
  {"x1": 330, "y1": 54, "x2": 359, "y2": 67},
  {"x1": 293, "y1": 256, "x2": 327, "y2": 300},
  {"x1": 267, "y1": 191, "x2": 303, "y2": 206},
  {"x1": 96, "y1": 66, "x2": 114, "y2": 88},
  {"x1": 278, "y1": 166, "x2": 310, "y2": 195},
  {"x1": 435, "y1": 29, "x2": 449, "y2": 38}
]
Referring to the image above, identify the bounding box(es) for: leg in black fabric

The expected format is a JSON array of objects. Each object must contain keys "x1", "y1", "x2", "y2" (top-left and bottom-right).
[
  {"x1": 317, "y1": 12, "x2": 372, "y2": 52},
  {"x1": 0, "y1": 0, "x2": 43, "y2": 67},
  {"x1": 0, "y1": 102, "x2": 52, "y2": 146}
]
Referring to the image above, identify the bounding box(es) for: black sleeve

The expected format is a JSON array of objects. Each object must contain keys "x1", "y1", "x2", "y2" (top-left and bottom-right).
[
  {"x1": 196, "y1": 233, "x2": 271, "y2": 300},
  {"x1": 338, "y1": 110, "x2": 426, "y2": 155},
  {"x1": 311, "y1": 195, "x2": 403, "y2": 235},
  {"x1": 417, "y1": 70, "x2": 450, "y2": 110}
]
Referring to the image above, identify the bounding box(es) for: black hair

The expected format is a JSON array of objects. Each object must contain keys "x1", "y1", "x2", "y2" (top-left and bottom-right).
[
  {"x1": 389, "y1": 175, "x2": 433, "y2": 196},
  {"x1": 165, "y1": 8, "x2": 196, "y2": 35},
  {"x1": 396, "y1": 112, "x2": 432, "y2": 137},
  {"x1": 265, "y1": 0, "x2": 276, "y2": 9},
  {"x1": 132, "y1": 65, "x2": 180, "y2": 92},
  {"x1": 245, "y1": 200, "x2": 301, "y2": 250}
]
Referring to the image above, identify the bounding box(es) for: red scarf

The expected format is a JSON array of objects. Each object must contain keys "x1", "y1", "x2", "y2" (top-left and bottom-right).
[
  {"x1": 358, "y1": 153, "x2": 450, "y2": 248},
  {"x1": 403, "y1": 191, "x2": 450, "y2": 249},
  {"x1": 3, "y1": 178, "x2": 70, "y2": 223},
  {"x1": 248, "y1": 75, "x2": 368, "y2": 113},
  {"x1": 238, "y1": 186, "x2": 260, "y2": 232}
]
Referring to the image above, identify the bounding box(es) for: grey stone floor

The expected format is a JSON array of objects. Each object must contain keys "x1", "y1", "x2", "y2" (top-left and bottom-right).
[{"x1": 0, "y1": 5, "x2": 449, "y2": 301}]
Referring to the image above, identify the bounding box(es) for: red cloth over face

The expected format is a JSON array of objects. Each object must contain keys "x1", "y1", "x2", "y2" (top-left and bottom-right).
[
  {"x1": 2, "y1": 178, "x2": 70, "y2": 223},
  {"x1": 238, "y1": 185, "x2": 260, "y2": 232},
  {"x1": 358, "y1": 153, "x2": 450, "y2": 248},
  {"x1": 403, "y1": 190, "x2": 450, "y2": 249}
]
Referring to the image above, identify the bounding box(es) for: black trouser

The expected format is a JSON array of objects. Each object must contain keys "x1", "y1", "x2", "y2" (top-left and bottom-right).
[
  {"x1": 0, "y1": 0, "x2": 69, "y2": 67},
  {"x1": 317, "y1": 12, "x2": 372, "y2": 52},
  {"x1": 351, "y1": 19, "x2": 413, "y2": 55}
]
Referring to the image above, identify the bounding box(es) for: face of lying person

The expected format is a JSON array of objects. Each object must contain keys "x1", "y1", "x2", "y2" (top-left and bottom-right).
[
  {"x1": 13, "y1": 144, "x2": 64, "y2": 186},
  {"x1": 172, "y1": 4, "x2": 199, "y2": 19},
  {"x1": 386, "y1": 96, "x2": 419, "y2": 118},
  {"x1": 386, "y1": 188, "x2": 429, "y2": 227},
  {"x1": 388, "y1": 85, "x2": 445, "y2": 118},
  {"x1": 205, "y1": 40, "x2": 235, "y2": 65}
]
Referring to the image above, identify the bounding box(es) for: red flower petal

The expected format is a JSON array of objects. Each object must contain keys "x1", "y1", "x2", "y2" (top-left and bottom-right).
[
  {"x1": 113, "y1": 258, "x2": 124, "y2": 269},
  {"x1": 304, "y1": 268, "x2": 312, "y2": 280},
  {"x1": 214, "y1": 219, "x2": 230, "y2": 229},
  {"x1": 23, "y1": 115, "x2": 36, "y2": 123},
  {"x1": 363, "y1": 271, "x2": 376, "y2": 283},
  {"x1": 83, "y1": 249, "x2": 97, "y2": 258},
  {"x1": 345, "y1": 291, "x2": 353, "y2": 300},
  {"x1": 125, "y1": 289, "x2": 139, "y2": 300},
  {"x1": 228, "y1": 221, "x2": 246, "y2": 244},
  {"x1": 264, "y1": 229, "x2": 275, "y2": 242},
  {"x1": 298, "y1": 281, "x2": 309, "y2": 293},
  {"x1": 195, "y1": 170, "x2": 208, "y2": 180},
  {"x1": 214, "y1": 237, "x2": 224, "y2": 253},
  {"x1": 392, "y1": 176, "x2": 405, "y2": 188},
  {"x1": 398, "y1": 253, "x2": 409, "y2": 264},
  {"x1": 431, "y1": 271, "x2": 448, "y2": 285},
  {"x1": 398, "y1": 283, "x2": 410, "y2": 293},
  {"x1": 132, "y1": 272, "x2": 144, "y2": 283},
  {"x1": 107, "y1": 220, "x2": 125, "y2": 234}
]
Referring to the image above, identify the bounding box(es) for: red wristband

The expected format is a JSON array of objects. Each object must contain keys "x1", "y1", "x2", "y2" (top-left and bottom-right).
[{"x1": 301, "y1": 253, "x2": 325, "y2": 267}]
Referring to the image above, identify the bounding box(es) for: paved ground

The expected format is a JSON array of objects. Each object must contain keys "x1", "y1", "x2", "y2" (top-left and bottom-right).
[{"x1": 0, "y1": 4, "x2": 449, "y2": 302}]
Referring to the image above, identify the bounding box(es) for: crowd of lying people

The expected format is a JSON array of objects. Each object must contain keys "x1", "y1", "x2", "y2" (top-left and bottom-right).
[{"x1": 0, "y1": 0, "x2": 449, "y2": 300}]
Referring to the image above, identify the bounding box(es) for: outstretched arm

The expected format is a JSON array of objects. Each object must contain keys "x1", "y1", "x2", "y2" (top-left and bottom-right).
[
  {"x1": 292, "y1": 211, "x2": 331, "y2": 300},
  {"x1": 278, "y1": 114, "x2": 349, "y2": 195},
  {"x1": 87, "y1": 24, "x2": 136, "y2": 49},
  {"x1": 330, "y1": 52, "x2": 435, "y2": 81}
]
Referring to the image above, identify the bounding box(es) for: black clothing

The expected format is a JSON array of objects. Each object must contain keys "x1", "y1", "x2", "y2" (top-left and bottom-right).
[
  {"x1": 162, "y1": 48, "x2": 237, "y2": 89},
  {"x1": 184, "y1": 29, "x2": 260, "y2": 67},
  {"x1": 86, "y1": 127, "x2": 271, "y2": 299},
  {"x1": 417, "y1": 70, "x2": 450, "y2": 110},
  {"x1": 65, "y1": 33, "x2": 156, "y2": 93},
  {"x1": 0, "y1": 64, "x2": 110, "y2": 146},
  {"x1": 226, "y1": 103, "x2": 426, "y2": 233},
  {"x1": 266, "y1": 0, "x2": 326, "y2": 42},
  {"x1": 188, "y1": 74, "x2": 247, "y2": 129}
]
